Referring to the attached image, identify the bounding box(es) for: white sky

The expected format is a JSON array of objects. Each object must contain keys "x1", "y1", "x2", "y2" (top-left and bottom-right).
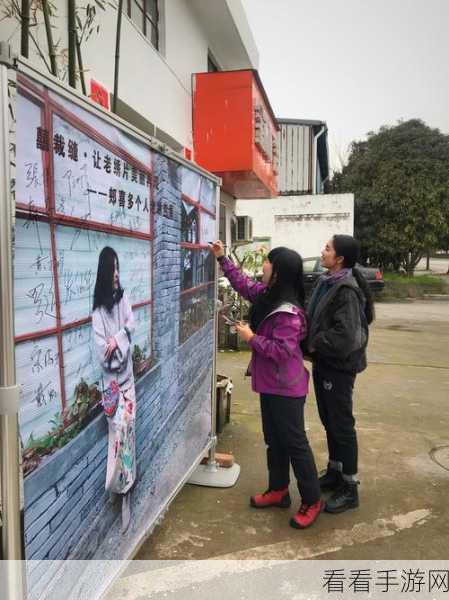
[{"x1": 241, "y1": 0, "x2": 449, "y2": 172}]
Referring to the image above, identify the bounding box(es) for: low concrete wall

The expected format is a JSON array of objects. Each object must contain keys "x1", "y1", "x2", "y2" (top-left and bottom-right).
[{"x1": 236, "y1": 194, "x2": 354, "y2": 258}]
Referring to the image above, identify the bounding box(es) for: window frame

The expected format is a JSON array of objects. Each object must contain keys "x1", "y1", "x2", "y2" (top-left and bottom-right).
[
  {"x1": 179, "y1": 180, "x2": 216, "y2": 344},
  {"x1": 180, "y1": 189, "x2": 216, "y2": 295},
  {"x1": 126, "y1": 0, "x2": 159, "y2": 49}
]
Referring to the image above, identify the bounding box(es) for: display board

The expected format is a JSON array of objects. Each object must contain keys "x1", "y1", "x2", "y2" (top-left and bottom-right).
[{"x1": 12, "y1": 70, "x2": 217, "y2": 598}]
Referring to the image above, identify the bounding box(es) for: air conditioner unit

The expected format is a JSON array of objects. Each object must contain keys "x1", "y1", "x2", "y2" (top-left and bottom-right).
[{"x1": 232, "y1": 216, "x2": 253, "y2": 244}]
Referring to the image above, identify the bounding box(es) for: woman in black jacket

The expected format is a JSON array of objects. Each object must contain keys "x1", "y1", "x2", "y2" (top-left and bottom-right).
[{"x1": 306, "y1": 235, "x2": 374, "y2": 514}]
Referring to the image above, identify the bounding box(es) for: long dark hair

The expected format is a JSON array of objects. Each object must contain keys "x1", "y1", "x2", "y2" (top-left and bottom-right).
[
  {"x1": 332, "y1": 234, "x2": 375, "y2": 324},
  {"x1": 249, "y1": 247, "x2": 305, "y2": 332},
  {"x1": 93, "y1": 246, "x2": 124, "y2": 312}
]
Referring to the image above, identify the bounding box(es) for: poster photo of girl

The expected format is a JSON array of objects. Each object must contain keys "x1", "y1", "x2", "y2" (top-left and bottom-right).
[{"x1": 92, "y1": 246, "x2": 136, "y2": 533}]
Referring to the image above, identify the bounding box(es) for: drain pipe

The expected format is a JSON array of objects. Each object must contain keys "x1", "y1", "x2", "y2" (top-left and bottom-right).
[
  {"x1": 312, "y1": 125, "x2": 326, "y2": 194},
  {"x1": 20, "y1": 0, "x2": 30, "y2": 58},
  {"x1": 112, "y1": 0, "x2": 123, "y2": 114}
]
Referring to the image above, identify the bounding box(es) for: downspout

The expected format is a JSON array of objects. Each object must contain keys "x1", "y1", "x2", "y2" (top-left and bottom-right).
[
  {"x1": 312, "y1": 125, "x2": 326, "y2": 194},
  {"x1": 321, "y1": 127, "x2": 330, "y2": 189},
  {"x1": 112, "y1": 0, "x2": 123, "y2": 114},
  {"x1": 20, "y1": 0, "x2": 30, "y2": 58}
]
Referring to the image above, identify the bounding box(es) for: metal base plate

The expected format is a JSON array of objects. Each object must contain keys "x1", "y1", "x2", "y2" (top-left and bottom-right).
[{"x1": 187, "y1": 462, "x2": 241, "y2": 488}]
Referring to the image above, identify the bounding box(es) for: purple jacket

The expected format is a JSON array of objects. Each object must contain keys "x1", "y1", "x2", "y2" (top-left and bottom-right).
[{"x1": 219, "y1": 257, "x2": 309, "y2": 397}]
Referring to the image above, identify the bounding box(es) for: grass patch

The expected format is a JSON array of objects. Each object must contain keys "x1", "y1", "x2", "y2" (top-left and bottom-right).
[
  {"x1": 383, "y1": 272, "x2": 445, "y2": 287},
  {"x1": 380, "y1": 272, "x2": 448, "y2": 300}
]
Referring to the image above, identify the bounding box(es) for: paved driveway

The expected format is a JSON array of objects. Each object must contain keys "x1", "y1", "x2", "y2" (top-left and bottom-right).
[{"x1": 135, "y1": 301, "x2": 449, "y2": 562}]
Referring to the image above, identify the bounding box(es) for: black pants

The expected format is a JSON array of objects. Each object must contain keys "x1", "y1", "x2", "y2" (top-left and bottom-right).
[
  {"x1": 260, "y1": 393, "x2": 320, "y2": 505},
  {"x1": 313, "y1": 364, "x2": 358, "y2": 475}
]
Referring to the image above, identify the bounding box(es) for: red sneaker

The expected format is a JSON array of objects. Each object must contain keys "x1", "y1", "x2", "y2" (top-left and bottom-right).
[
  {"x1": 290, "y1": 499, "x2": 324, "y2": 529},
  {"x1": 250, "y1": 488, "x2": 291, "y2": 509}
]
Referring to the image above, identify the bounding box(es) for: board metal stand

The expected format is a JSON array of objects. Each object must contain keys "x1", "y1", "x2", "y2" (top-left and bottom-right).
[
  {"x1": 188, "y1": 189, "x2": 240, "y2": 489},
  {"x1": 188, "y1": 438, "x2": 240, "y2": 488}
]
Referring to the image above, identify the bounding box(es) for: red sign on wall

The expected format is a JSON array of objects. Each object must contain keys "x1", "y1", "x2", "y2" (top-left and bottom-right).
[{"x1": 90, "y1": 79, "x2": 110, "y2": 111}]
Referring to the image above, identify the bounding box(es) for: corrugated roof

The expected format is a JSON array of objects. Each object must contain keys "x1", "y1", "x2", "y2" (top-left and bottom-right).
[{"x1": 278, "y1": 120, "x2": 329, "y2": 182}]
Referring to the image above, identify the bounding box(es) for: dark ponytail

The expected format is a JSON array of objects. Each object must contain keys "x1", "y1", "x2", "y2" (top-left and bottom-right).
[
  {"x1": 332, "y1": 235, "x2": 375, "y2": 324},
  {"x1": 352, "y1": 267, "x2": 375, "y2": 324}
]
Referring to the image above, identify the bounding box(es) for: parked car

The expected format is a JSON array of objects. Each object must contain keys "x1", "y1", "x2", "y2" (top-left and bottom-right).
[{"x1": 303, "y1": 257, "x2": 385, "y2": 299}]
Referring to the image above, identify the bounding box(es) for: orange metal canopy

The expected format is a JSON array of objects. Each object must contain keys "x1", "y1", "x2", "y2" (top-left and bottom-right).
[{"x1": 193, "y1": 70, "x2": 279, "y2": 198}]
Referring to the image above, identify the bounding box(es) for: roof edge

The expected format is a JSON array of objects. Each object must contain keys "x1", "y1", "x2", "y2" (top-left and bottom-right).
[{"x1": 278, "y1": 118, "x2": 327, "y2": 127}]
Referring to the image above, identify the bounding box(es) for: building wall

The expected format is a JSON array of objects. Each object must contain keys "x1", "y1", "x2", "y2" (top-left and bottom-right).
[
  {"x1": 84, "y1": 3, "x2": 196, "y2": 150},
  {"x1": 235, "y1": 194, "x2": 354, "y2": 258},
  {"x1": 0, "y1": 0, "x2": 257, "y2": 263},
  {"x1": 0, "y1": 0, "x2": 256, "y2": 151}
]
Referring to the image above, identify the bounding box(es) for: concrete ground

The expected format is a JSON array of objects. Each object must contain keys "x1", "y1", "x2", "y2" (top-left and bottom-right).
[
  {"x1": 415, "y1": 256, "x2": 449, "y2": 274},
  {"x1": 135, "y1": 301, "x2": 449, "y2": 561}
]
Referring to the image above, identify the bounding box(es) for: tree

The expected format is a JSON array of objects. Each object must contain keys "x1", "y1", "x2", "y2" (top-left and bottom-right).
[
  {"x1": 232, "y1": 243, "x2": 268, "y2": 278},
  {"x1": 0, "y1": 0, "x2": 108, "y2": 94},
  {"x1": 330, "y1": 120, "x2": 449, "y2": 275}
]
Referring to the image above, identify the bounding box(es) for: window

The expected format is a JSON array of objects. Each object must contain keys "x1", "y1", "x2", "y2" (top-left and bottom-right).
[
  {"x1": 181, "y1": 200, "x2": 198, "y2": 243},
  {"x1": 179, "y1": 168, "x2": 217, "y2": 344},
  {"x1": 126, "y1": 0, "x2": 159, "y2": 49},
  {"x1": 302, "y1": 258, "x2": 318, "y2": 274}
]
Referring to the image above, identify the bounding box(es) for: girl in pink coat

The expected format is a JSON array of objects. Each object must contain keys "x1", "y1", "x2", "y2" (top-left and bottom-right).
[{"x1": 210, "y1": 241, "x2": 322, "y2": 529}]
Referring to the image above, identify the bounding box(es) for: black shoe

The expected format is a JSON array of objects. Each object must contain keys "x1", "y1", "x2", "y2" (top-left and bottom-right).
[
  {"x1": 325, "y1": 481, "x2": 359, "y2": 513},
  {"x1": 319, "y1": 467, "x2": 344, "y2": 492}
]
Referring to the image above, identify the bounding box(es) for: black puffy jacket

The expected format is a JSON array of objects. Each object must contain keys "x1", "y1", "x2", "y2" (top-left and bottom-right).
[{"x1": 306, "y1": 276, "x2": 369, "y2": 374}]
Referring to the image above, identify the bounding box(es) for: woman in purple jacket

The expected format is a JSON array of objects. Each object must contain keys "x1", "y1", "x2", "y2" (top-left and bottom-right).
[{"x1": 210, "y1": 241, "x2": 322, "y2": 529}]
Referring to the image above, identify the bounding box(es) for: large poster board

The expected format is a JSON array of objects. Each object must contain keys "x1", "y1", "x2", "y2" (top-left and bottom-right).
[{"x1": 12, "y1": 71, "x2": 217, "y2": 597}]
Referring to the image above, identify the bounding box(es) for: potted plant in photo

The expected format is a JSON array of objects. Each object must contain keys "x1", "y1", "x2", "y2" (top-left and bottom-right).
[
  {"x1": 21, "y1": 378, "x2": 102, "y2": 476},
  {"x1": 132, "y1": 344, "x2": 153, "y2": 378}
]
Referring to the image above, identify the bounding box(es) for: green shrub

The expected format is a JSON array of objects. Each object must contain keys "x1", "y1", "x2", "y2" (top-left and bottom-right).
[
  {"x1": 380, "y1": 272, "x2": 448, "y2": 299},
  {"x1": 383, "y1": 272, "x2": 444, "y2": 286}
]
